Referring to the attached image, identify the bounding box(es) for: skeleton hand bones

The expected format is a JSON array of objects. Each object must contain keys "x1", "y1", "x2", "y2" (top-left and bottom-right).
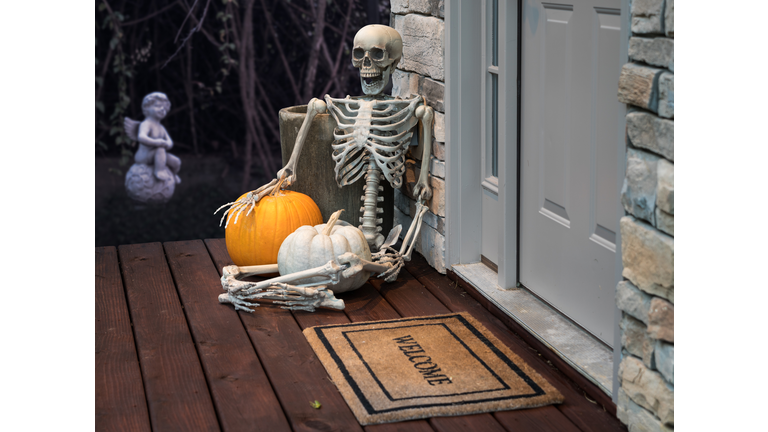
[{"x1": 219, "y1": 252, "x2": 391, "y2": 312}]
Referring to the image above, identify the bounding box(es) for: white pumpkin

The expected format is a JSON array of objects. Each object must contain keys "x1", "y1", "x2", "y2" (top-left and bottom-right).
[{"x1": 277, "y1": 210, "x2": 372, "y2": 293}]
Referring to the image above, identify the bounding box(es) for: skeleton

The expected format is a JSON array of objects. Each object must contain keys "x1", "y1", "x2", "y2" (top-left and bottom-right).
[{"x1": 217, "y1": 25, "x2": 434, "y2": 312}]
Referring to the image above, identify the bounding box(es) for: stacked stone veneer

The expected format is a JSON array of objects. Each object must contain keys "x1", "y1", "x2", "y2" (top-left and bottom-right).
[
  {"x1": 389, "y1": 0, "x2": 447, "y2": 273},
  {"x1": 616, "y1": 0, "x2": 674, "y2": 430}
]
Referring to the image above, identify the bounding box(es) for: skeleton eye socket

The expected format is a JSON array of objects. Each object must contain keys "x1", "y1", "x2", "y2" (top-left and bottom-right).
[
  {"x1": 371, "y1": 48, "x2": 385, "y2": 61},
  {"x1": 353, "y1": 48, "x2": 365, "y2": 60}
]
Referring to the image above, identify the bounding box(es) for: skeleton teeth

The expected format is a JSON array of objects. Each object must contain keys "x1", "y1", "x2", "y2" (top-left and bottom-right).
[{"x1": 361, "y1": 72, "x2": 381, "y2": 78}]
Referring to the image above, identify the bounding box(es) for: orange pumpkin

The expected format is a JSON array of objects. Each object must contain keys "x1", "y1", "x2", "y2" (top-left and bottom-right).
[{"x1": 225, "y1": 189, "x2": 322, "y2": 266}]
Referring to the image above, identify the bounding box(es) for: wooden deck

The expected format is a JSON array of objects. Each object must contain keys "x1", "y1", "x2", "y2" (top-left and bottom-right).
[{"x1": 96, "y1": 239, "x2": 627, "y2": 432}]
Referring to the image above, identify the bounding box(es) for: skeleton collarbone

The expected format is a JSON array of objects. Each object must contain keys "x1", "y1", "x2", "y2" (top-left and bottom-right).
[{"x1": 325, "y1": 94, "x2": 421, "y2": 188}]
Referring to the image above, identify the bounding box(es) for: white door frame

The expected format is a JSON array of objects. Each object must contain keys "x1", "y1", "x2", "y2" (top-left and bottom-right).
[
  {"x1": 444, "y1": 0, "x2": 630, "y2": 402},
  {"x1": 445, "y1": 0, "x2": 520, "y2": 291}
]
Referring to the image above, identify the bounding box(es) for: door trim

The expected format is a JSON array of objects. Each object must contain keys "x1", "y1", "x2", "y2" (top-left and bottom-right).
[
  {"x1": 445, "y1": 0, "x2": 630, "y2": 404},
  {"x1": 445, "y1": 0, "x2": 519, "y2": 290}
]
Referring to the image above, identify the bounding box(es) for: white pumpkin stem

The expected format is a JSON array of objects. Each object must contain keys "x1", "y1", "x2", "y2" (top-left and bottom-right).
[{"x1": 322, "y1": 209, "x2": 345, "y2": 236}]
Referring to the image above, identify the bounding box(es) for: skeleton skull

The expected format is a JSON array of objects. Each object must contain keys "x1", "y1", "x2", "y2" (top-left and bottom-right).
[{"x1": 352, "y1": 25, "x2": 403, "y2": 95}]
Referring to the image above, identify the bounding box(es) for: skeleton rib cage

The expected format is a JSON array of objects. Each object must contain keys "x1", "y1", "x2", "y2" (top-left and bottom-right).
[{"x1": 324, "y1": 95, "x2": 422, "y2": 189}]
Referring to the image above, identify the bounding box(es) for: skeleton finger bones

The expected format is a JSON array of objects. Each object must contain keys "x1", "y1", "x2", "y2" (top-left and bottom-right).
[{"x1": 219, "y1": 252, "x2": 390, "y2": 312}]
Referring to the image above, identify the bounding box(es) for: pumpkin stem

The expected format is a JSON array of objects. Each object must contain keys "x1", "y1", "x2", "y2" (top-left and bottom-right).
[
  {"x1": 322, "y1": 209, "x2": 345, "y2": 236},
  {"x1": 270, "y1": 175, "x2": 288, "y2": 197}
]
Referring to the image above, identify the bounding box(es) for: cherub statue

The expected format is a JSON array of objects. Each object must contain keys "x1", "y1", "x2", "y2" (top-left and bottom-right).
[
  {"x1": 217, "y1": 25, "x2": 435, "y2": 310},
  {"x1": 123, "y1": 92, "x2": 182, "y2": 204}
]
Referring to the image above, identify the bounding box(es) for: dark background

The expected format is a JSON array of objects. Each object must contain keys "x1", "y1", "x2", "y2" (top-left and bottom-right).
[{"x1": 96, "y1": 0, "x2": 391, "y2": 247}]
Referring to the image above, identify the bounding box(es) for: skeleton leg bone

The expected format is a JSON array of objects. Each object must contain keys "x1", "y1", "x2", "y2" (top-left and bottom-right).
[{"x1": 219, "y1": 252, "x2": 391, "y2": 312}]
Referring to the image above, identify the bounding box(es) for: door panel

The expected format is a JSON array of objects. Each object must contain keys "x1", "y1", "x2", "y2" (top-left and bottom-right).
[{"x1": 520, "y1": 0, "x2": 622, "y2": 345}]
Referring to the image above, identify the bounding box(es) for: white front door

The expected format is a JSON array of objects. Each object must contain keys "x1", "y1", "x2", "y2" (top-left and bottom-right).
[{"x1": 519, "y1": 0, "x2": 623, "y2": 345}]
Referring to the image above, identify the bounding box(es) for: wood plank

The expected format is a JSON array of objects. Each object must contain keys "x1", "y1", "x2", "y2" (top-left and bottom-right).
[
  {"x1": 404, "y1": 255, "x2": 626, "y2": 432},
  {"x1": 164, "y1": 240, "x2": 291, "y2": 432},
  {"x1": 205, "y1": 238, "x2": 364, "y2": 432},
  {"x1": 430, "y1": 413, "x2": 506, "y2": 432},
  {"x1": 341, "y1": 283, "x2": 402, "y2": 323},
  {"x1": 96, "y1": 246, "x2": 151, "y2": 432},
  {"x1": 368, "y1": 268, "x2": 451, "y2": 317},
  {"x1": 494, "y1": 406, "x2": 581, "y2": 432},
  {"x1": 118, "y1": 243, "x2": 220, "y2": 432}
]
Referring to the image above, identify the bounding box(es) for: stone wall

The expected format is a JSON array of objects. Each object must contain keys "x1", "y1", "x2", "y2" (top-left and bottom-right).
[
  {"x1": 389, "y1": 0, "x2": 447, "y2": 273},
  {"x1": 616, "y1": 0, "x2": 674, "y2": 430}
]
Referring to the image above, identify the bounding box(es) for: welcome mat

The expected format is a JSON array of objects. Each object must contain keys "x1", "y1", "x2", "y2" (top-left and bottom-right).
[{"x1": 303, "y1": 312, "x2": 564, "y2": 425}]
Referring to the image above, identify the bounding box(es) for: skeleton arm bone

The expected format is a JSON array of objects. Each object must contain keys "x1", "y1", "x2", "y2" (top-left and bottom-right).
[
  {"x1": 413, "y1": 102, "x2": 434, "y2": 202},
  {"x1": 276, "y1": 97, "x2": 328, "y2": 187}
]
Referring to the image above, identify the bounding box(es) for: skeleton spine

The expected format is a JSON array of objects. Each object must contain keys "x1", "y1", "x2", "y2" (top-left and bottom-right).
[{"x1": 360, "y1": 162, "x2": 384, "y2": 246}]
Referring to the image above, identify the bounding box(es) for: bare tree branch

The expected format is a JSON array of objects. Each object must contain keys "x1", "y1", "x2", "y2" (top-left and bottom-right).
[
  {"x1": 259, "y1": 0, "x2": 302, "y2": 103},
  {"x1": 122, "y1": 3, "x2": 178, "y2": 26},
  {"x1": 161, "y1": 0, "x2": 212, "y2": 69}
]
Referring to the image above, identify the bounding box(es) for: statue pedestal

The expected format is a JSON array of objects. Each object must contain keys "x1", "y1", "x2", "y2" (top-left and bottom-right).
[
  {"x1": 125, "y1": 163, "x2": 176, "y2": 204},
  {"x1": 278, "y1": 105, "x2": 394, "y2": 235}
]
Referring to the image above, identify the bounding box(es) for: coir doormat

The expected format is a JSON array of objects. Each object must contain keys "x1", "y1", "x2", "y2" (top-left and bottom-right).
[{"x1": 303, "y1": 312, "x2": 564, "y2": 425}]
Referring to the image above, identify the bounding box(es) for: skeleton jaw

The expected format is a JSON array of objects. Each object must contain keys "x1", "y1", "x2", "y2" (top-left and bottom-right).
[{"x1": 360, "y1": 65, "x2": 392, "y2": 96}]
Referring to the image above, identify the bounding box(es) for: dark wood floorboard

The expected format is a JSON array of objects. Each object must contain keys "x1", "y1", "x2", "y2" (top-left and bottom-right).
[
  {"x1": 342, "y1": 283, "x2": 403, "y2": 323},
  {"x1": 405, "y1": 256, "x2": 626, "y2": 432},
  {"x1": 118, "y1": 243, "x2": 220, "y2": 432},
  {"x1": 494, "y1": 406, "x2": 582, "y2": 432},
  {"x1": 95, "y1": 246, "x2": 151, "y2": 432},
  {"x1": 198, "y1": 238, "x2": 624, "y2": 432},
  {"x1": 206, "y1": 238, "x2": 364, "y2": 432},
  {"x1": 164, "y1": 240, "x2": 291, "y2": 432},
  {"x1": 429, "y1": 413, "x2": 507, "y2": 432}
]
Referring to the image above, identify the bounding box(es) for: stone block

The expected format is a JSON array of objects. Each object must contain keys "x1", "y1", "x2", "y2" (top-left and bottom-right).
[
  {"x1": 393, "y1": 14, "x2": 445, "y2": 81},
  {"x1": 409, "y1": 200, "x2": 445, "y2": 234},
  {"x1": 654, "y1": 341, "x2": 673, "y2": 384},
  {"x1": 665, "y1": 0, "x2": 674, "y2": 37},
  {"x1": 413, "y1": 221, "x2": 446, "y2": 273},
  {"x1": 434, "y1": 111, "x2": 445, "y2": 143},
  {"x1": 620, "y1": 314, "x2": 655, "y2": 368},
  {"x1": 628, "y1": 37, "x2": 674, "y2": 71},
  {"x1": 394, "y1": 188, "x2": 412, "y2": 216},
  {"x1": 621, "y1": 148, "x2": 659, "y2": 224},
  {"x1": 617, "y1": 389, "x2": 673, "y2": 432},
  {"x1": 403, "y1": 159, "x2": 446, "y2": 217},
  {"x1": 655, "y1": 208, "x2": 673, "y2": 236},
  {"x1": 647, "y1": 298, "x2": 674, "y2": 342},
  {"x1": 618, "y1": 63, "x2": 662, "y2": 112},
  {"x1": 423, "y1": 78, "x2": 445, "y2": 112},
  {"x1": 394, "y1": 205, "x2": 413, "y2": 237},
  {"x1": 391, "y1": 69, "x2": 421, "y2": 100},
  {"x1": 430, "y1": 157, "x2": 445, "y2": 179},
  {"x1": 390, "y1": 0, "x2": 408, "y2": 14},
  {"x1": 433, "y1": 139, "x2": 445, "y2": 161},
  {"x1": 619, "y1": 356, "x2": 674, "y2": 425},
  {"x1": 631, "y1": 0, "x2": 665, "y2": 34},
  {"x1": 656, "y1": 159, "x2": 673, "y2": 215},
  {"x1": 621, "y1": 216, "x2": 674, "y2": 302},
  {"x1": 616, "y1": 280, "x2": 652, "y2": 324},
  {"x1": 391, "y1": 0, "x2": 444, "y2": 18},
  {"x1": 658, "y1": 73, "x2": 674, "y2": 119},
  {"x1": 626, "y1": 111, "x2": 674, "y2": 161}
]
